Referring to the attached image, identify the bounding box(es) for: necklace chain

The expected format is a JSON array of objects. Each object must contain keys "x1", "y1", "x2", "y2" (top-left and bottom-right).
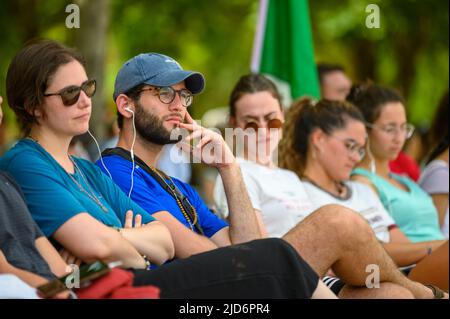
[
  {"x1": 27, "y1": 135, "x2": 109, "y2": 213},
  {"x1": 68, "y1": 156, "x2": 109, "y2": 213},
  {"x1": 302, "y1": 174, "x2": 347, "y2": 199}
]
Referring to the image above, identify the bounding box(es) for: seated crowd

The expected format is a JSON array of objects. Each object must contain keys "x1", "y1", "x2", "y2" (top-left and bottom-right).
[{"x1": 0, "y1": 39, "x2": 448, "y2": 299}]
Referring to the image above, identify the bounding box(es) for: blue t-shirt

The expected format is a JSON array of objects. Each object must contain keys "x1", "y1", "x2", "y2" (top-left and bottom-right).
[
  {"x1": 96, "y1": 152, "x2": 228, "y2": 238},
  {"x1": 0, "y1": 139, "x2": 155, "y2": 237}
]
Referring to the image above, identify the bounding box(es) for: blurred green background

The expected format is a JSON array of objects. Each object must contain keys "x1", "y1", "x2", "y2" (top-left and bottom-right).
[{"x1": 0, "y1": 0, "x2": 448, "y2": 147}]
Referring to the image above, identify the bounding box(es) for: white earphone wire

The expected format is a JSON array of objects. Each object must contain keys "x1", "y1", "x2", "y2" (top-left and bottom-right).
[{"x1": 88, "y1": 130, "x2": 113, "y2": 180}]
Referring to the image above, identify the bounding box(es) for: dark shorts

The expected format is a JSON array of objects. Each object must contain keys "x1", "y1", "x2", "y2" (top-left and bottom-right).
[{"x1": 132, "y1": 238, "x2": 319, "y2": 299}]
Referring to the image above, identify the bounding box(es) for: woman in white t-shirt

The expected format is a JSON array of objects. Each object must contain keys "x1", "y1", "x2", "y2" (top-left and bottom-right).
[
  {"x1": 214, "y1": 75, "x2": 393, "y2": 242},
  {"x1": 278, "y1": 97, "x2": 448, "y2": 280},
  {"x1": 214, "y1": 74, "x2": 315, "y2": 238}
]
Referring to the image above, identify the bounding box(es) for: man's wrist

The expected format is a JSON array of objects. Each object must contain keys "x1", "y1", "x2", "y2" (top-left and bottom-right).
[{"x1": 217, "y1": 160, "x2": 239, "y2": 173}]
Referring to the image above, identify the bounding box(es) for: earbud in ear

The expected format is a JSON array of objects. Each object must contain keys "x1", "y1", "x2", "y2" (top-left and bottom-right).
[{"x1": 125, "y1": 106, "x2": 134, "y2": 114}]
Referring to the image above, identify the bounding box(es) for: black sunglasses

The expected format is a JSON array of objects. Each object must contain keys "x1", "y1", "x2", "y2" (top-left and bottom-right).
[
  {"x1": 44, "y1": 79, "x2": 96, "y2": 106},
  {"x1": 244, "y1": 118, "x2": 284, "y2": 131}
]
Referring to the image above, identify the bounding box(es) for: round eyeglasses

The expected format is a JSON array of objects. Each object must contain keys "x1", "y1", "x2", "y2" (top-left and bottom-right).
[
  {"x1": 330, "y1": 135, "x2": 366, "y2": 160},
  {"x1": 139, "y1": 86, "x2": 193, "y2": 107},
  {"x1": 366, "y1": 122, "x2": 415, "y2": 139}
]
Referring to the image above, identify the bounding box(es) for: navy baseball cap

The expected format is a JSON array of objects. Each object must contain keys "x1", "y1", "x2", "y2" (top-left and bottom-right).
[{"x1": 113, "y1": 53, "x2": 205, "y2": 100}]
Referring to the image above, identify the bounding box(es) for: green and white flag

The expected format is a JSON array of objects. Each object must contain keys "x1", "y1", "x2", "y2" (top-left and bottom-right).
[{"x1": 251, "y1": 0, "x2": 320, "y2": 104}]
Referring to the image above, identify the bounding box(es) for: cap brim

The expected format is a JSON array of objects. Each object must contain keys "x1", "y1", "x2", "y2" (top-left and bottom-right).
[{"x1": 144, "y1": 70, "x2": 205, "y2": 94}]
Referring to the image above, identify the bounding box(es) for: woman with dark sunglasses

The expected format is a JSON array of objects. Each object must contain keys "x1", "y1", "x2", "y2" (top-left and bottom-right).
[{"x1": 214, "y1": 74, "x2": 315, "y2": 238}]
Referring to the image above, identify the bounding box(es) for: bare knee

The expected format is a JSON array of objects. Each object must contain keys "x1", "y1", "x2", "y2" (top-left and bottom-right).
[{"x1": 309, "y1": 205, "x2": 374, "y2": 244}]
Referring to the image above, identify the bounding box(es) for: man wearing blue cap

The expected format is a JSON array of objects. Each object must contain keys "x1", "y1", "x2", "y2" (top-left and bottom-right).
[{"x1": 98, "y1": 53, "x2": 263, "y2": 259}]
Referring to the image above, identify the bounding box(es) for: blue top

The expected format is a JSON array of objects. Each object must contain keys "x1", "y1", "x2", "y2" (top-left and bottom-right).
[
  {"x1": 0, "y1": 139, "x2": 155, "y2": 237},
  {"x1": 351, "y1": 168, "x2": 444, "y2": 243},
  {"x1": 96, "y1": 153, "x2": 228, "y2": 238}
]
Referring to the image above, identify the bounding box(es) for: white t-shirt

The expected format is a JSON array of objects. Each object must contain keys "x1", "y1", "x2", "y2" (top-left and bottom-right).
[
  {"x1": 214, "y1": 158, "x2": 314, "y2": 238},
  {"x1": 303, "y1": 180, "x2": 396, "y2": 243}
]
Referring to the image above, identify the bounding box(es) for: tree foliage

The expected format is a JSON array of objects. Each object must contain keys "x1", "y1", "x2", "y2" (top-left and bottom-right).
[
  {"x1": 0, "y1": 0, "x2": 448, "y2": 145},
  {"x1": 310, "y1": 0, "x2": 449, "y2": 125}
]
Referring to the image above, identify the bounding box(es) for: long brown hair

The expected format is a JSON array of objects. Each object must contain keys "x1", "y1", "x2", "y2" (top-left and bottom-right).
[{"x1": 279, "y1": 98, "x2": 364, "y2": 176}]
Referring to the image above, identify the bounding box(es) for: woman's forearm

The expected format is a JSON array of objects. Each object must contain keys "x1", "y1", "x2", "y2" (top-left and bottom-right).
[
  {"x1": 120, "y1": 221, "x2": 175, "y2": 265},
  {"x1": 0, "y1": 262, "x2": 49, "y2": 288},
  {"x1": 383, "y1": 240, "x2": 446, "y2": 267},
  {"x1": 90, "y1": 230, "x2": 148, "y2": 269}
]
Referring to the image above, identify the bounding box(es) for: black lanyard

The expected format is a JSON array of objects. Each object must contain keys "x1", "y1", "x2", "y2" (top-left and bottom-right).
[{"x1": 101, "y1": 147, "x2": 205, "y2": 235}]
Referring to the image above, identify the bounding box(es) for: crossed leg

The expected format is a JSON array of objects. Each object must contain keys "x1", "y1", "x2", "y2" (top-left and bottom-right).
[{"x1": 282, "y1": 205, "x2": 445, "y2": 299}]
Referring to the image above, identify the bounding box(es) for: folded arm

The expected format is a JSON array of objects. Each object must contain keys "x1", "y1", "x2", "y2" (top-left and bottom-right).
[
  {"x1": 120, "y1": 220, "x2": 175, "y2": 265},
  {"x1": 53, "y1": 213, "x2": 148, "y2": 269}
]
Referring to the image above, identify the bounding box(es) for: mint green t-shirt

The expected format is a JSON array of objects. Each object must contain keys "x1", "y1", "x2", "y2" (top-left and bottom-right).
[{"x1": 351, "y1": 168, "x2": 444, "y2": 242}]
